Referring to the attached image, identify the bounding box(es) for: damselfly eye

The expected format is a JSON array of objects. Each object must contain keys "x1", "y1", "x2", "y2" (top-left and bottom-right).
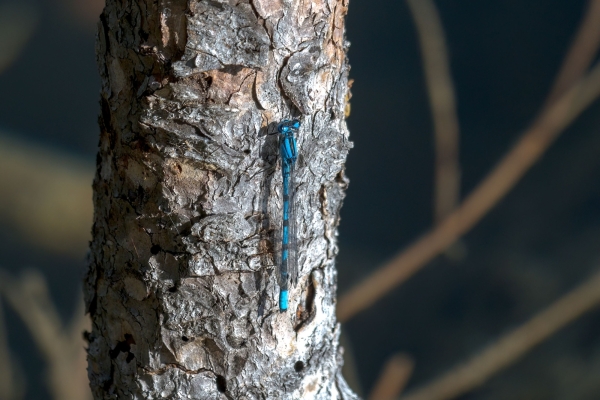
[{"x1": 292, "y1": 120, "x2": 300, "y2": 129}]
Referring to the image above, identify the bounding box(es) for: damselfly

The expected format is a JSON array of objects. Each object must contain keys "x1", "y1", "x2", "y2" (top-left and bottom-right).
[{"x1": 277, "y1": 119, "x2": 300, "y2": 311}]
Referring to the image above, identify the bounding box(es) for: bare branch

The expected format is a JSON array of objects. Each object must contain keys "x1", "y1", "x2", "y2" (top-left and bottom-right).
[
  {"x1": 0, "y1": 271, "x2": 92, "y2": 400},
  {"x1": 544, "y1": 0, "x2": 600, "y2": 107},
  {"x1": 0, "y1": 298, "x2": 24, "y2": 400},
  {"x1": 337, "y1": 61, "x2": 600, "y2": 322},
  {"x1": 406, "y1": 0, "x2": 461, "y2": 223},
  {"x1": 368, "y1": 354, "x2": 414, "y2": 400},
  {"x1": 0, "y1": 134, "x2": 93, "y2": 259},
  {"x1": 399, "y1": 268, "x2": 600, "y2": 400}
]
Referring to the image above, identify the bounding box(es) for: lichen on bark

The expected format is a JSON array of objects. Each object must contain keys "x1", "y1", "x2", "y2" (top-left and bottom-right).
[{"x1": 85, "y1": 0, "x2": 356, "y2": 398}]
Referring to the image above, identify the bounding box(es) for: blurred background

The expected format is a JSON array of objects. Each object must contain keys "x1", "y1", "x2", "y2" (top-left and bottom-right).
[{"x1": 1, "y1": 0, "x2": 600, "y2": 399}]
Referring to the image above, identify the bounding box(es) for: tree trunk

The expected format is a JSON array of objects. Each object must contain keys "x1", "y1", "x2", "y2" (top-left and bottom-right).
[{"x1": 85, "y1": 0, "x2": 356, "y2": 398}]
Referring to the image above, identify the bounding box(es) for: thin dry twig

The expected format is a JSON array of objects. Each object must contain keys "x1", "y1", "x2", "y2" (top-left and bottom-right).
[
  {"x1": 337, "y1": 61, "x2": 600, "y2": 322},
  {"x1": 406, "y1": 0, "x2": 461, "y2": 223},
  {"x1": 0, "y1": 298, "x2": 24, "y2": 400},
  {"x1": 338, "y1": 0, "x2": 600, "y2": 323},
  {"x1": 398, "y1": 268, "x2": 600, "y2": 400},
  {"x1": 544, "y1": 0, "x2": 600, "y2": 106},
  {"x1": 368, "y1": 354, "x2": 415, "y2": 400},
  {"x1": 0, "y1": 270, "x2": 92, "y2": 400},
  {"x1": 0, "y1": 134, "x2": 93, "y2": 259}
]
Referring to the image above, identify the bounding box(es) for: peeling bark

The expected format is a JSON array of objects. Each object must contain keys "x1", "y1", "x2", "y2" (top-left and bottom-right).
[{"x1": 85, "y1": 0, "x2": 356, "y2": 398}]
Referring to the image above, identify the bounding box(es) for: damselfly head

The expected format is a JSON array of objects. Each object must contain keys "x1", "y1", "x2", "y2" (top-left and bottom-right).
[{"x1": 277, "y1": 119, "x2": 301, "y2": 134}]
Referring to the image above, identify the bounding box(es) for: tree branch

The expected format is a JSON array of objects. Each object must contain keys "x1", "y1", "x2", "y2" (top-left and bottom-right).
[
  {"x1": 399, "y1": 268, "x2": 600, "y2": 400},
  {"x1": 405, "y1": 0, "x2": 461, "y2": 223},
  {"x1": 0, "y1": 270, "x2": 91, "y2": 400},
  {"x1": 338, "y1": 60, "x2": 600, "y2": 322},
  {"x1": 544, "y1": 0, "x2": 600, "y2": 107},
  {"x1": 368, "y1": 354, "x2": 414, "y2": 400}
]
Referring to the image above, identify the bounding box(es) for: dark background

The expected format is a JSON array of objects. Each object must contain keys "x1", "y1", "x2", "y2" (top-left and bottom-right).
[{"x1": 1, "y1": 0, "x2": 599, "y2": 398}]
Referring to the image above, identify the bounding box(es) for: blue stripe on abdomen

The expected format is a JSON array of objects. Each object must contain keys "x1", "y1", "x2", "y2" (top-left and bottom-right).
[{"x1": 280, "y1": 290, "x2": 288, "y2": 310}]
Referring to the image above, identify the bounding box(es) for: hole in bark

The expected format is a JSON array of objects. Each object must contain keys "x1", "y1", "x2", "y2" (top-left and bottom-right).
[
  {"x1": 137, "y1": 185, "x2": 145, "y2": 202},
  {"x1": 294, "y1": 274, "x2": 317, "y2": 332},
  {"x1": 305, "y1": 279, "x2": 315, "y2": 314},
  {"x1": 138, "y1": 138, "x2": 151, "y2": 153},
  {"x1": 168, "y1": 286, "x2": 177, "y2": 293},
  {"x1": 182, "y1": 336, "x2": 189, "y2": 342},
  {"x1": 216, "y1": 375, "x2": 227, "y2": 392},
  {"x1": 176, "y1": 163, "x2": 182, "y2": 173},
  {"x1": 150, "y1": 244, "x2": 161, "y2": 255},
  {"x1": 243, "y1": 149, "x2": 250, "y2": 154},
  {"x1": 294, "y1": 361, "x2": 305, "y2": 372}
]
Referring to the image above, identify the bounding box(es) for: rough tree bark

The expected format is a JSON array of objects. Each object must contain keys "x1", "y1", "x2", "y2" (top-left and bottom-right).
[{"x1": 85, "y1": 0, "x2": 356, "y2": 398}]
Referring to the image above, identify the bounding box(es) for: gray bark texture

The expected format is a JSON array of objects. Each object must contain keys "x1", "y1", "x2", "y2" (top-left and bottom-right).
[{"x1": 85, "y1": 0, "x2": 356, "y2": 398}]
